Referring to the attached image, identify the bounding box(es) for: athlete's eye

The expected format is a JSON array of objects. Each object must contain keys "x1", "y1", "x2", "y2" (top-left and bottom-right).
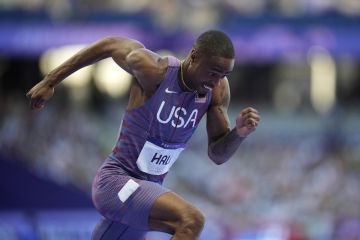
[
  {"x1": 208, "y1": 72, "x2": 219, "y2": 78},
  {"x1": 209, "y1": 72, "x2": 227, "y2": 79}
]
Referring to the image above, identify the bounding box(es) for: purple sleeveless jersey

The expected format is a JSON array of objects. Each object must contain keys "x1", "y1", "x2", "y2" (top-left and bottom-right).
[{"x1": 108, "y1": 56, "x2": 212, "y2": 183}]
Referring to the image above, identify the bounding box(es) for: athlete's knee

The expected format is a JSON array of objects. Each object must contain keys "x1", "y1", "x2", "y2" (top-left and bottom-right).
[{"x1": 177, "y1": 206, "x2": 205, "y2": 236}]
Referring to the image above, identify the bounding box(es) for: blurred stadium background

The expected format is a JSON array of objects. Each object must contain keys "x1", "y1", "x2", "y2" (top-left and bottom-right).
[{"x1": 0, "y1": 0, "x2": 360, "y2": 239}]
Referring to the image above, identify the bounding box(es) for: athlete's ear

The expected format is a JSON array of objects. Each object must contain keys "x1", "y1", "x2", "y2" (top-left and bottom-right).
[{"x1": 190, "y1": 48, "x2": 199, "y2": 63}]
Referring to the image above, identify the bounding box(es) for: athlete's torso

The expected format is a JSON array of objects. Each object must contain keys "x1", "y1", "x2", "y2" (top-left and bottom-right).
[{"x1": 108, "y1": 56, "x2": 212, "y2": 183}]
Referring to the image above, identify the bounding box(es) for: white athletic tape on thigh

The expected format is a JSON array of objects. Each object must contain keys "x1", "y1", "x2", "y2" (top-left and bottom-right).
[{"x1": 118, "y1": 179, "x2": 140, "y2": 203}]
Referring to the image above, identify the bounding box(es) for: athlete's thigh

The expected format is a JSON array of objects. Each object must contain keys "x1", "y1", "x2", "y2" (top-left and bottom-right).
[
  {"x1": 93, "y1": 172, "x2": 170, "y2": 230},
  {"x1": 92, "y1": 217, "x2": 147, "y2": 240},
  {"x1": 148, "y1": 191, "x2": 200, "y2": 234}
]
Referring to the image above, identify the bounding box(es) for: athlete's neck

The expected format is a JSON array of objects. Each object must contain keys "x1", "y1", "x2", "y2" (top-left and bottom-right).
[{"x1": 179, "y1": 60, "x2": 196, "y2": 92}]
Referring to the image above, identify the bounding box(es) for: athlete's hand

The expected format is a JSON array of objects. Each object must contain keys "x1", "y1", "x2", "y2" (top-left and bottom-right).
[
  {"x1": 26, "y1": 78, "x2": 54, "y2": 110},
  {"x1": 236, "y1": 107, "x2": 260, "y2": 137}
]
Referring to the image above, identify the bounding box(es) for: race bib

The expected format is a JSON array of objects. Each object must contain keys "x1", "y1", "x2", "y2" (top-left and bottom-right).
[{"x1": 136, "y1": 139, "x2": 186, "y2": 175}]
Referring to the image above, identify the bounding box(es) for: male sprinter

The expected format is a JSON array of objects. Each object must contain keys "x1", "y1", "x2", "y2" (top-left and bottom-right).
[{"x1": 27, "y1": 30, "x2": 260, "y2": 240}]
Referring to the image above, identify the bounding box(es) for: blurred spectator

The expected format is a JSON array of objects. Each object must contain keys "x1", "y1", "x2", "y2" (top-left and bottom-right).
[
  {"x1": 1, "y1": 0, "x2": 360, "y2": 29},
  {"x1": 1, "y1": 90, "x2": 359, "y2": 239}
]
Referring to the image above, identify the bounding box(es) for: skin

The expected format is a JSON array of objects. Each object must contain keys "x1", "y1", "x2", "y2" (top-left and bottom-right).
[{"x1": 26, "y1": 36, "x2": 260, "y2": 239}]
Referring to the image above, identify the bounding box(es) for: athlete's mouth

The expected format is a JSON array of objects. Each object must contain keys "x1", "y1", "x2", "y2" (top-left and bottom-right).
[{"x1": 203, "y1": 85, "x2": 213, "y2": 91}]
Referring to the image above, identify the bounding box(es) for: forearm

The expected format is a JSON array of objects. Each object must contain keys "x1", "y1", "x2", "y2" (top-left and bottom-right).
[
  {"x1": 208, "y1": 128, "x2": 246, "y2": 165},
  {"x1": 46, "y1": 51, "x2": 102, "y2": 87},
  {"x1": 45, "y1": 37, "x2": 143, "y2": 87}
]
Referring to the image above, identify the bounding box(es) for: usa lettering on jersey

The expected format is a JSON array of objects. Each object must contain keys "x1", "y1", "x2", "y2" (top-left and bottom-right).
[{"x1": 156, "y1": 101, "x2": 198, "y2": 128}]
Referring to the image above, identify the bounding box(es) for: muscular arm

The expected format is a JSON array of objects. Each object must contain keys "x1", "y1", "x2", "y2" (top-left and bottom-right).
[
  {"x1": 207, "y1": 79, "x2": 259, "y2": 165},
  {"x1": 45, "y1": 37, "x2": 146, "y2": 87},
  {"x1": 27, "y1": 36, "x2": 167, "y2": 109}
]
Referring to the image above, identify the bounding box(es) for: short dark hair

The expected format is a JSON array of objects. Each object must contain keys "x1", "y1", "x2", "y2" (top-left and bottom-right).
[{"x1": 194, "y1": 30, "x2": 235, "y2": 59}]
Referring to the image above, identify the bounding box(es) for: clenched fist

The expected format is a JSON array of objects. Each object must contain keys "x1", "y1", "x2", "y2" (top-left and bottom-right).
[
  {"x1": 236, "y1": 107, "x2": 260, "y2": 137},
  {"x1": 26, "y1": 79, "x2": 54, "y2": 110}
]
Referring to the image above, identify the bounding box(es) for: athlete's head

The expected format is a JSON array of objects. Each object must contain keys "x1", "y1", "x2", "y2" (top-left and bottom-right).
[
  {"x1": 194, "y1": 30, "x2": 235, "y2": 59},
  {"x1": 183, "y1": 30, "x2": 235, "y2": 95}
]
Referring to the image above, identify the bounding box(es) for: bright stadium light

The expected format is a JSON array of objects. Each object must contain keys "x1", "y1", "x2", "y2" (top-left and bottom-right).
[
  {"x1": 308, "y1": 46, "x2": 336, "y2": 115},
  {"x1": 93, "y1": 58, "x2": 132, "y2": 98},
  {"x1": 39, "y1": 45, "x2": 93, "y2": 88}
]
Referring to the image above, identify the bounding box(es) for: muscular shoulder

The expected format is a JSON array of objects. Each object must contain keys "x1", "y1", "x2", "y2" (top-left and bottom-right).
[
  {"x1": 210, "y1": 77, "x2": 230, "y2": 108},
  {"x1": 127, "y1": 49, "x2": 169, "y2": 94}
]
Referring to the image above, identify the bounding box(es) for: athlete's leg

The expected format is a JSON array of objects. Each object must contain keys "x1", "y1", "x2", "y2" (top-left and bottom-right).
[
  {"x1": 148, "y1": 192, "x2": 205, "y2": 240},
  {"x1": 92, "y1": 217, "x2": 146, "y2": 240},
  {"x1": 92, "y1": 159, "x2": 204, "y2": 239},
  {"x1": 92, "y1": 166, "x2": 172, "y2": 238},
  {"x1": 92, "y1": 217, "x2": 127, "y2": 239}
]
